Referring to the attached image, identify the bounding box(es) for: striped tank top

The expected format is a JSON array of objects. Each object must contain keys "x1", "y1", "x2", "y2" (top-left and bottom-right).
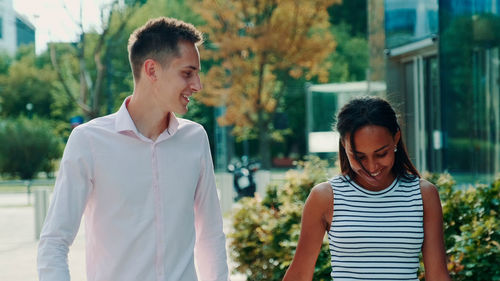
[{"x1": 327, "y1": 174, "x2": 423, "y2": 281}]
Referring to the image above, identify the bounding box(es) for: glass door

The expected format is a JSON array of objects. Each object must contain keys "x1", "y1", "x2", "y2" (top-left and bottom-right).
[
  {"x1": 424, "y1": 56, "x2": 443, "y2": 172},
  {"x1": 401, "y1": 54, "x2": 441, "y2": 174}
]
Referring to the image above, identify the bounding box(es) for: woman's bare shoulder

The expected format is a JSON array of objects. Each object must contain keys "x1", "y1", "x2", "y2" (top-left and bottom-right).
[
  {"x1": 310, "y1": 181, "x2": 333, "y2": 201},
  {"x1": 419, "y1": 178, "x2": 440, "y2": 200},
  {"x1": 307, "y1": 181, "x2": 334, "y2": 225}
]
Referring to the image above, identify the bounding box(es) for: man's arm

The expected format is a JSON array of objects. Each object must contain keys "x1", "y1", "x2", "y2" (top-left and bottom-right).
[
  {"x1": 193, "y1": 130, "x2": 229, "y2": 281},
  {"x1": 37, "y1": 127, "x2": 93, "y2": 281}
]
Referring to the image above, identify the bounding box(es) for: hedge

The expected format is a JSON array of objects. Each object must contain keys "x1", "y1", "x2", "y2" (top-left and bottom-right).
[{"x1": 229, "y1": 157, "x2": 500, "y2": 280}]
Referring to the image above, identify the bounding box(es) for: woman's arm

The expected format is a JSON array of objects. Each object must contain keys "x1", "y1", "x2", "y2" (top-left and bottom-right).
[
  {"x1": 282, "y1": 182, "x2": 333, "y2": 281},
  {"x1": 420, "y1": 179, "x2": 452, "y2": 281}
]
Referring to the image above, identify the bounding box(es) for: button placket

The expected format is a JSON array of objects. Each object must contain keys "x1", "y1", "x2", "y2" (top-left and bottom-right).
[{"x1": 151, "y1": 143, "x2": 164, "y2": 279}]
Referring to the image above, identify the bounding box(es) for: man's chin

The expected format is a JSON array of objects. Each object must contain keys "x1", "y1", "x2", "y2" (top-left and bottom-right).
[{"x1": 175, "y1": 107, "x2": 188, "y2": 115}]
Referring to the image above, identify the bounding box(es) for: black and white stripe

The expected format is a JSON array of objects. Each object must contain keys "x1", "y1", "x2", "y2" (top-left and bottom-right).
[{"x1": 328, "y1": 175, "x2": 423, "y2": 281}]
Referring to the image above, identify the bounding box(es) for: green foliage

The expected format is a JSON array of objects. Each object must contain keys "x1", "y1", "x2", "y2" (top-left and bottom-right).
[
  {"x1": 229, "y1": 156, "x2": 334, "y2": 280},
  {"x1": 423, "y1": 173, "x2": 500, "y2": 280},
  {"x1": 0, "y1": 117, "x2": 62, "y2": 179},
  {"x1": 327, "y1": 23, "x2": 369, "y2": 83},
  {"x1": 15, "y1": 44, "x2": 36, "y2": 61},
  {"x1": 0, "y1": 48, "x2": 57, "y2": 118},
  {"x1": 230, "y1": 164, "x2": 500, "y2": 280},
  {"x1": 0, "y1": 51, "x2": 12, "y2": 75},
  {"x1": 327, "y1": 0, "x2": 367, "y2": 36}
]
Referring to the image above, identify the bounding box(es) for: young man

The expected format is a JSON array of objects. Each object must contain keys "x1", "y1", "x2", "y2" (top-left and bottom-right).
[{"x1": 38, "y1": 17, "x2": 230, "y2": 281}]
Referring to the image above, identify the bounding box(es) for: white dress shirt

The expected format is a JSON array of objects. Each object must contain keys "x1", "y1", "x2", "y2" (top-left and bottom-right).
[{"x1": 38, "y1": 98, "x2": 229, "y2": 281}]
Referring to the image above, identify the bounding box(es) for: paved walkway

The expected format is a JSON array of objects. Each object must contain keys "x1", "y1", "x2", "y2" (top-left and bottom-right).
[{"x1": 0, "y1": 193, "x2": 245, "y2": 281}]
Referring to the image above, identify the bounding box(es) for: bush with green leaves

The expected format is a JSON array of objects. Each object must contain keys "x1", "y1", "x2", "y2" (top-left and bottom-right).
[
  {"x1": 0, "y1": 117, "x2": 62, "y2": 179},
  {"x1": 230, "y1": 159, "x2": 500, "y2": 280},
  {"x1": 425, "y1": 173, "x2": 500, "y2": 281},
  {"x1": 228, "y1": 156, "x2": 334, "y2": 280}
]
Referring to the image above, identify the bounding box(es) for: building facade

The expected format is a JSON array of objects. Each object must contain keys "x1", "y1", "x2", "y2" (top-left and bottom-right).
[
  {"x1": 16, "y1": 14, "x2": 35, "y2": 48},
  {"x1": 0, "y1": 0, "x2": 17, "y2": 54},
  {"x1": 0, "y1": 0, "x2": 34, "y2": 55},
  {"x1": 383, "y1": 0, "x2": 500, "y2": 183}
]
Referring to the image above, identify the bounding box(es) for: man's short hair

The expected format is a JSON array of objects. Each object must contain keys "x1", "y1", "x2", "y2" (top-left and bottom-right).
[{"x1": 128, "y1": 17, "x2": 203, "y2": 80}]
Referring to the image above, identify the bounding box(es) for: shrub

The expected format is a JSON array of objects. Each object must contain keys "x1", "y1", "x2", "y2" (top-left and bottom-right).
[
  {"x1": 0, "y1": 117, "x2": 62, "y2": 179},
  {"x1": 228, "y1": 156, "x2": 334, "y2": 280},
  {"x1": 230, "y1": 162, "x2": 500, "y2": 280},
  {"x1": 421, "y1": 173, "x2": 500, "y2": 281}
]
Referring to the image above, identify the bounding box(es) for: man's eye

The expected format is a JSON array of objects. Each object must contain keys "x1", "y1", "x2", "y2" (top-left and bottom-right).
[{"x1": 183, "y1": 72, "x2": 192, "y2": 77}]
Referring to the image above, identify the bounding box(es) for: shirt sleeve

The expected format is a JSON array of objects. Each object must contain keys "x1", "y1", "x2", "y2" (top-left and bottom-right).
[
  {"x1": 37, "y1": 127, "x2": 94, "y2": 281},
  {"x1": 193, "y1": 129, "x2": 230, "y2": 281}
]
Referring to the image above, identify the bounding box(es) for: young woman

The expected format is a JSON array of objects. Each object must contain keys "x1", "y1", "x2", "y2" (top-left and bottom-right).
[{"x1": 283, "y1": 96, "x2": 451, "y2": 281}]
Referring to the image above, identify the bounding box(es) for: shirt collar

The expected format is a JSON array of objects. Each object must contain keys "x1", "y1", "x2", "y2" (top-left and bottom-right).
[
  {"x1": 163, "y1": 111, "x2": 180, "y2": 137},
  {"x1": 114, "y1": 96, "x2": 180, "y2": 139}
]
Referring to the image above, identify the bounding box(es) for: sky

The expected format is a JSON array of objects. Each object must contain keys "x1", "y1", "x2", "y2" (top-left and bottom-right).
[{"x1": 13, "y1": 0, "x2": 113, "y2": 53}]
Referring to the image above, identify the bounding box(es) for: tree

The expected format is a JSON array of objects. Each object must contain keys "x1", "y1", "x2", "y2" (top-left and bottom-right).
[
  {"x1": 327, "y1": 0, "x2": 366, "y2": 36},
  {"x1": 271, "y1": 2, "x2": 370, "y2": 160},
  {"x1": 0, "y1": 45, "x2": 57, "y2": 118},
  {"x1": 0, "y1": 51, "x2": 12, "y2": 75},
  {"x1": 49, "y1": 0, "x2": 145, "y2": 120},
  {"x1": 194, "y1": 0, "x2": 338, "y2": 169},
  {"x1": 0, "y1": 117, "x2": 62, "y2": 180},
  {"x1": 326, "y1": 23, "x2": 369, "y2": 82}
]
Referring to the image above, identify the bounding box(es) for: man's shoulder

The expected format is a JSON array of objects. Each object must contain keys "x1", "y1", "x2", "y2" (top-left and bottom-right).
[
  {"x1": 77, "y1": 113, "x2": 117, "y2": 132},
  {"x1": 177, "y1": 117, "x2": 201, "y2": 126},
  {"x1": 177, "y1": 118, "x2": 205, "y2": 133},
  {"x1": 67, "y1": 114, "x2": 117, "y2": 144}
]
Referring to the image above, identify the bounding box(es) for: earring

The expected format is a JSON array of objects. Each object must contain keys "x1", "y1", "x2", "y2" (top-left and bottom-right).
[{"x1": 394, "y1": 146, "x2": 398, "y2": 152}]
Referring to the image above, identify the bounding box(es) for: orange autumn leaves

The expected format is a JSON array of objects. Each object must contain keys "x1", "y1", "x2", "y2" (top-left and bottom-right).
[{"x1": 193, "y1": 0, "x2": 338, "y2": 132}]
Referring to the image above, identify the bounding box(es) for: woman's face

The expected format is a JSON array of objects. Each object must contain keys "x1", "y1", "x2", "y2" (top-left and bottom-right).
[{"x1": 343, "y1": 125, "x2": 401, "y2": 190}]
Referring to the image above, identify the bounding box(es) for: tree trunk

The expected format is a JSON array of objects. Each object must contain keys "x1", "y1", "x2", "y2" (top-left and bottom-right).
[
  {"x1": 258, "y1": 110, "x2": 272, "y2": 170},
  {"x1": 255, "y1": 57, "x2": 272, "y2": 170}
]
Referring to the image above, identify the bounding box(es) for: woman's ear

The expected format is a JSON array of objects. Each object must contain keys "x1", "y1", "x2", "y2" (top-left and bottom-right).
[{"x1": 394, "y1": 130, "x2": 401, "y2": 145}]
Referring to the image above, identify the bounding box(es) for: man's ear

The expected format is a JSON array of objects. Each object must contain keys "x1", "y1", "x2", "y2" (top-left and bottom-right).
[{"x1": 143, "y1": 59, "x2": 157, "y2": 81}]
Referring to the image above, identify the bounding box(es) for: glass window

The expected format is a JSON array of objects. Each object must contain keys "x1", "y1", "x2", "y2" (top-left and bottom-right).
[
  {"x1": 440, "y1": 0, "x2": 500, "y2": 183},
  {"x1": 0, "y1": 17, "x2": 3, "y2": 39},
  {"x1": 16, "y1": 17, "x2": 35, "y2": 47},
  {"x1": 424, "y1": 56, "x2": 442, "y2": 172},
  {"x1": 385, "y1": 0, "x2": 439, "y2": 48}
]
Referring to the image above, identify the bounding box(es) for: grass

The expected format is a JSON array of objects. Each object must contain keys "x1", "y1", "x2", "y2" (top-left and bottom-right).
[
  {"x1": 0, "y1": 179, "x2": 55, "y2": 194},
  {"x1": 0, "y1": 185, "x2": 29, "y2": 193}
]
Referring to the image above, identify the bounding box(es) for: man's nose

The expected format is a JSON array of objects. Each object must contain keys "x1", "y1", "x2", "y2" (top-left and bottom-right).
[{"x1": 191, "y1": 75, "x2": 202, "y2": 92}]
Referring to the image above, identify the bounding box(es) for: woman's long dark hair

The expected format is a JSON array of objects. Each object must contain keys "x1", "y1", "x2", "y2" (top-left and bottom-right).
[{"x1": 335, "y1": 96, "x2": 420, "y2": 180}]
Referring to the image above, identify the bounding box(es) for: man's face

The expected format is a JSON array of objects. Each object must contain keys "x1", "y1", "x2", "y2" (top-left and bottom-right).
[{"x1": 152, "y1": 40, "x2": 202, "y2": 115}]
